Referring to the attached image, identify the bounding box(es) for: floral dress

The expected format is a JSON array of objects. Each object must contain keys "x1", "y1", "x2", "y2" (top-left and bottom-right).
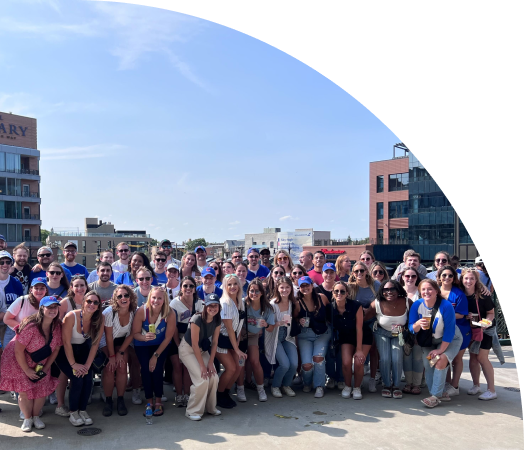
[{"x1": 0, "y1": 322, "x2": 62, "y2": 399}]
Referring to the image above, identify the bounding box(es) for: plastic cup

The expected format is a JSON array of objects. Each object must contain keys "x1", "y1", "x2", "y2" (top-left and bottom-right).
[
  {"x1": 256, "y1": 318, "x2": 264, "y2": 328},
  {"x1": 283, "y1": 314, "x2": 291, "y2": 325},
  {"x1": 303, "y1": 317, "x2": 310, "y2": 327},
  {"x1": 470, "y1": 313, "x2": 479, "y2": 323},
  {"x1": 422, "y1": 314, "x2": 432, "y2": 330}
]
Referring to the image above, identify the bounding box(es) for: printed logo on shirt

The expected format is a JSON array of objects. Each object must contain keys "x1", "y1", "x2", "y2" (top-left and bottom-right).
[
  {"x1": 6, "y1": 292, "x2": 19, "y2": 306},
  {"x1": 179, "y1": 309, "x2": 192, "y2": 322}
]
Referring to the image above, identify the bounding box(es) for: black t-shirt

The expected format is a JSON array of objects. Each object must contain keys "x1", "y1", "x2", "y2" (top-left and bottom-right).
[
  {"x1": 11, "y1": 264, "x2": 31, "y2": 293},
  {"x1": 314, "y1": 284, "x2": 333, "y2": 304},
  {"x1": 329, "y1": 300, "x2": 362, "y2": 334},
  {"x1": 467, "y1": 293, "x2": 496, "y2": 329},
  {"x1": 184, "y1": 314, "x2": 219, "y2": 348}
]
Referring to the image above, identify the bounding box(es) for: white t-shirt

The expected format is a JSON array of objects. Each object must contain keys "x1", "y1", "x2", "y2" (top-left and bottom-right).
[
  {"x1": 6, "y1": 296, "x2": 39, "y2": 330},
  {"x1": 99, "y1": 307, "x2": 134, "y2": 348},
  {"x1": 87, "y1": 269, "x2": 120, "y2": 284},
  {"x1": 112, "y1": 260, "x2": 128, "y2": 274},
  {"x1": 0, "y1": 278, "x2": 9, "y2": 313}
]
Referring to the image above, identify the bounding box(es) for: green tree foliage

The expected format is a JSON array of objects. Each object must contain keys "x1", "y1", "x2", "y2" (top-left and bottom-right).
[
  {"x1": 40, "y1": 229, "x2": 50, "y2": 246},
  {"x1": 186, "y1": 238, "x2": 208, "y2": 252}
]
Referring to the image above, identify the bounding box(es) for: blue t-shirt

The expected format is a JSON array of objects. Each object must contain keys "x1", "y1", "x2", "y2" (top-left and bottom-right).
[
  {"x1": 196, "y1": 285, "x2": 223, "y2": 300},
  {"x1": 116, "y1": 272, "x2": 159, "y2": 287},
  {"x1": 61, "y1": 263, "x2": 89, "y2": 279},
  {"x1": 154, "y1": 272, "x2": 168, "y2": 285},
  {"x1": 245, "y1": 302, "x2": 275, "y2": 334},
  {"x1": 30, "y1": 266, "x2": 72, "y2": 283},
  {"x1": 246, "y1": 265, "x2": 270, "y2": 282},
  {"x1": 447, "y1": 286, "x2": 470, "y2": 335},
  {"x1": 47, "y1": 284, "x2": 69, "y2": 300}
]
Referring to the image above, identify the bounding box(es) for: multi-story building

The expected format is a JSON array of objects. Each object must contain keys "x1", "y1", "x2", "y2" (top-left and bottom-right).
[
  {"x1": 46, "y1": 218, "x2": 152, "y2": 270},
  {"x1": 370, "y1": 143, "x2": 478, "y2": 262},
  {"x1": 0, "y1": 112, "x2": 41, "y2": 262}
]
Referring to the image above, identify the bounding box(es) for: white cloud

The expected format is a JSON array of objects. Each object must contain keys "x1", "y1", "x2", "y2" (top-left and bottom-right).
[
  {"x1": 40, "y1": 144, "x2": 126, "y2": 161},
  {"x1": 176, "y1": 172, "x2": 189, "y2": 186},
  {"x1": 183, "y1": 222, "x2": 189, "y2": 226},
  {"x1": 279, "y1": 215, "x2": 299, "y2": 221},
  {"x1": 229, "y1": 221, "x2": 240, "y2": 225}
]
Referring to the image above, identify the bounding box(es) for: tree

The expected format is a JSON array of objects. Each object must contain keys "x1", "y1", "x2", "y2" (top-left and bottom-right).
[
  {"x1": 347, "y1": 234, "x2": 353, "y2": 245},
  {"x1": 186, "y1": 238, "x2": 208, "y2": 252},
  {"x1": 150, "y1": 239, "x2": 159, "y2": 247},
  {"x1": 40, "y1": 228, "x2": 51, "y2": 246}
]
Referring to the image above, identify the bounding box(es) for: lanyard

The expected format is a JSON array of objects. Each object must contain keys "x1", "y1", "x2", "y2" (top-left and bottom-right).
[{"x1": 79, "y1": 311, "x2": 90, "y2": 339}]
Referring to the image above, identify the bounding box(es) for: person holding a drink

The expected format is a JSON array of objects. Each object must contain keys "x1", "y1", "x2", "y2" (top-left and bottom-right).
[{"x1": 408, "y1": 279, "x2": 462, "y2": 408}]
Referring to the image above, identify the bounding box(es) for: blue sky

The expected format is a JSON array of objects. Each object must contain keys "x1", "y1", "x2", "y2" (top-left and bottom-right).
[{"x1": 1, "y1": 0, "x2": 399, "y2": 244}]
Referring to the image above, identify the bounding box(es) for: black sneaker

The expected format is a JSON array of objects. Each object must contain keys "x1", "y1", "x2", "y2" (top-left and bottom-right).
[
  {"x1": 102, "y1": 399, "x2": 113, "y2": 417},
  {"x1": 116, "y1": 397, "x2": 128, "y2": 416},
  {"x1": 216, "y1": 392, "x2": 234, "y2": 409}
]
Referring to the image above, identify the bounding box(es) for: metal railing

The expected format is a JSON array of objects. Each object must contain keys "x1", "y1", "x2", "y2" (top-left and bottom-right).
[
  {"x1": 49, "y1": 231, "x2": 150, "y2": 238},
  {"x1": 1, "y1": 168, "x2": 39, "y2": 176},
  {"x1": 0, "y1": 189, "x2": 39, "y2": 198}
]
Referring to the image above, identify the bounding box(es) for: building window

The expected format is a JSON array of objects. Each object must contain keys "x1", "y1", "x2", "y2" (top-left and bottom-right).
[
  {"x1": 82, "y1": 256, "x2": 87, "y2": 267},
  {"x1": 377, "y1": 175, "x2": 384, "y2": 193},
  {"x1": 252, "y1": 242, "x2": 257, "y2": 245},
  {"x1": 377, "y1": 202, "x2": 384, "y2": 220},
  {"x1": 262, "y1": 242, "x2": 265, "y2": 245},
  {"x1": 82, "y1": 240, "x2": 86, "y2": 253},
  {"x1": 378, "y1": 229, "x2": 384, "y2": 244},
  {"x1": 388, "y1": 173, "x2": 409, "y2": 191},
  {"x1": 389, "y1": 228, "x2": 408, "y2": 242},
  {"x1": 270, "y1": 242, "x2": 274, "y2": 248},
  {"x1": 389, "y1": 200, "x2": 409, "y2": 219}
]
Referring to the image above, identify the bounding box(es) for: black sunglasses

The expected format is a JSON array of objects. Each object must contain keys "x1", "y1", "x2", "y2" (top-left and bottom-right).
[
  {"x1": 155, "y1": 258, "x2": 166, "y2": 262},
  {"x1": 85, "y1": 299, "x2": 100, "y2": 305},
  {"x1": 39, "y1": 253, "x2": 52, "y2": 258},
  {"x1": 117, "y1": 293, "x2": 130, "y2": 300},
  {"x1": 48, "y1": 271, "x2": 63, "y2": 276},
  {"x1": 137, "y1": 277, "x2": 152, "y2": 281},
  {"x1": 383, "y1": 287, "x2": 398, "y2": 294},
  {"x1": 373, "y1": 270, "x2": 384, "y2": 276},
  {"x1": 353, "y1": 269, "x2": 365, "y2": 274}
]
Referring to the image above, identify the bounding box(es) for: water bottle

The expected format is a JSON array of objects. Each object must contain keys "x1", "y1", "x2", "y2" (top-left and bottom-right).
[{"x1": 145, "y1": 403, "x2": 153, "y2": 425}]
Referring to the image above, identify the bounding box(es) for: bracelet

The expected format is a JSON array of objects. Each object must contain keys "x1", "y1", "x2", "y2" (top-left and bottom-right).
[
  {"x1": 70, "y1": 362, "x2": 76, "y2": 367},
  {"x1": 109, "y1": 355, "x2": 116, "y2": 359},
  {"x1": 265, "y1": 324, "x2": 270, "y2": 329}
]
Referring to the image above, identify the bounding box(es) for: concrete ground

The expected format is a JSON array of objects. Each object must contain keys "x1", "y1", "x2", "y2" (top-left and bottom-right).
[{"x1": 0, "y1": 347, "x2": 522, "y2": 450}]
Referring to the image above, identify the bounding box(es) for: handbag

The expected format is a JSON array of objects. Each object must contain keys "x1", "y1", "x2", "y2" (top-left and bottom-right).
[
  {"x1": 471, "y1": 296, "x2": 484, "y2": 342},
  {"x1": 92, "y1": 349, "x2": 109, "y2": 372},
  {"x1": 416, "y1": 297, "x2": 442, "y2": 348}
]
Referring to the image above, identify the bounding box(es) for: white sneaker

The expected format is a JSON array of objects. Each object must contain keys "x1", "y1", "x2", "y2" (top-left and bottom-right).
[
  {"x1": 207, "y1": 409, "x2": 222, "y2": 416},
  {"x1": 49, "y1": 392, "x2": 58, "y2": 405},
  {"x1": 341, "y1": 386, "x2": 352, "y2": 399},
  {"x1": 468, "y1": 384, "x2": 481, "y2": 395},
  {"x1": 186, "y1": 413, "x2": 202, "y2": 421},
  {"x1": 479, "y1": 390, "x2": 497, "y2": 401},
  {"x1": 21, "y1": 418, "x2": 33, "y2": 432},
  {"x1": 303, "y1": 384, "x2": 312, "y2": 393},
  {"x1": 368, "y1": 378, "x2": 377, "y2": 393},
  {"x1": 293, "y1": 374, "x2": 303, "y2": 385},
  {"x1": 33, "y1": 416, "x2": 45, "y2": 429},
  {"x1": 161, "y1": 394, "x2": 168, "y2": 402},
  {"x1": 236, "y1": 385, "x2": 247, "y2": 402},
  {"x1": 257, "y1": 387, "x2": 268, "y2": 402},
  {"x1": 325, "y1": 377, "x2": 335, "y2": 389},
  {"x1": 79, "y1": 410, "x2": 93, "y2": 425},
  {"x1": 353, "y1": 387, "x2": 363, "y2": 400},
  {"x1": 337, "y1": 381, "x2": 346, "y2": 391},
  {"x1": 10, "y1": 391, "x2": 17, "y2": 400},
  {"x1": 282, "y1": 386, "x2": 296, "y2": 397},
  {"x1": 132, "y1": 389, "x2": 142, "y2": 405},
  {"x1": 69, "y1": 411, "x2": 84, "y2": 426},
  {"x1": 55, "y1": 405, "x2": 70, "y2": 417},
  {"x1": 314, "y1": 387, "x2": 324, "y2": 398},
  {"x1": 271, "y1": 387, "x2": 282, "y2": 398},
  {"x1": 19, "y1": 410, "x2": 25, "y2": 420},
  {"x1": 446, "y1": 385, "x2": 460, "y2": 397},
  {"x1": 20, "y1": 408, "x2": 43, "y2": 419},
  {"x1": 375, "y1": 372, "x2": 382, "y2": 383}
]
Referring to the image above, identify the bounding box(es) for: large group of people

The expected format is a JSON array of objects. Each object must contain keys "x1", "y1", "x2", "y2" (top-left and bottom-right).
[{"x1": 0, "y1": 238, "x2": 503, "y2": 432}]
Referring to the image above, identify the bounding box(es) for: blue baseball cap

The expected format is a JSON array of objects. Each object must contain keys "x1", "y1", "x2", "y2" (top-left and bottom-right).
[
  {"x1": 298, "y1": 276, "x2": 313, "y2": 286},
  {"x1": 0, "y1": 250, "x2": 12, "y2": 261},
  {"x1": 322, "y1": 263, "x2": 336, "y2": 272},
  {"x1": 40, "y1": 296, "x2": 60, "y2": 307},
  {"x1": 0, "y1": 235, "x2": 6, "y2": 242},
  {"x1": 31, "y1": 277, "x2": 47, "y2": 287},
  {"x1": 248, "y1": 247, "x2": 260, "y2": 255},
  {"x1": 204, "y1": 293, "x2": 220, "y2": 306},
  {"x1": 195, "y1": 246, "x2": 207, "y2": 253},
  {"x1": 201, "y1": 267, "x2": 216, "y2": 278}
]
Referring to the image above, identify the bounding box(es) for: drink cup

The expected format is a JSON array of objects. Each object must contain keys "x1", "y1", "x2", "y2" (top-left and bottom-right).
[
  {"x1": 470, "y1": 313, "x2": 479, "y2": 323},
  {"x1": 422, "y1": 314, "x2": 432, "y2": 330},
  {"x1": 256, "y1": 318, "x2": 264, "y2": 328},
  {"x1": 239, "y1": 357, "x2": 245, "y2": 367},
  {"x1": 391, "y1": 325, "x2": 399, "y2": 337},
  {"x1": 149, "y1": 324, "x2": 156, "y2": 333},
  {"x1": 303, "y1": 317, "x2": 310, "y2": 327},
  {"x1": 283, "y1": 314, "x2": 291, "y2": 326}
]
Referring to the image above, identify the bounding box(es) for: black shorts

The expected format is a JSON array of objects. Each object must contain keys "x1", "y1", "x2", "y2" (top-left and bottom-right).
[
  {"x1": 239, "y1": 339, "x2": 248, "y2": 353},
  {"x1": 337, "y1": 326, "x2": 373, "y2": 347},
  {"x1": 167, "y1": 341, "x2": 179, "y2": 356},
  {"x1": 480, "y1": 333, "x2": 493, "y2": 350}
]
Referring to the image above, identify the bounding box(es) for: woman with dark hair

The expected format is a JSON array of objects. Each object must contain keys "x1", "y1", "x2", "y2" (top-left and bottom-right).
[
  {"x1": 0, "y1": 296, "x2": 62, "y2": 431},
  {"x1": 100, "y1": 285, "x2": 137, "y2": 416},
  {"x1": 267, "y1": 265, "x2": 286, "y2": 299},
  {"x1": 134, "y1": 267, "x2": 154, "y2": 308},
  {"x1": 437, "y1": 265, "x2": 470, "y2": 398},
  {"x1": 290, "y1": 264, "x2": 308, "y2": 294},
  {"x1": 59, "y1": 275, "x2": 87, "y2": 319},
  {"x1": 209, "y1": 262, "x2": 223, "y2": 286},
  {"x1": 329, "y1": 281, "x2": 371, "y2": 400},
  {"x1": 408, "y1": 279, "x2": 462, "y2": 408},
  {"x1": 243, "y1": 278, "x2": 275, "y2": 402},
  {"x1": 180, "y1": 252, "x2": 201, "y2": 280},
  {"x1": 235, "y1": 262, "x2": 250, "y2": 298},
  {"x1": 56, "y1": 291, "x2": 105, "y2": 426},
  {"x1": 178, "y1": 294, "x2": 222, "y2": 421},
  {"x1": 370, "y1": 261, "x2": 389, "y2": 284},
  {"x1": 46, "y1": 262, "x2": 70, "y2": 300},
  {"x1": 116, "y1": 252, "x2": 158, "y2": 287},
  {"x1": 170, "y1": 276, "x2": 203, "y2": 407},
  {"x1": 426, "y1": 251, "x2": 451, "y2": 281},
  {"x1": 365, "y1": 280, "x2": 411, "y2": 399},
  {"x1": 295, "y1": 276, "x2": 331, "y2": 398}
]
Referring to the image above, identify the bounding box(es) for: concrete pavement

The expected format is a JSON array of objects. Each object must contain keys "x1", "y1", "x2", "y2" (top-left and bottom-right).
[{"x1": 0, "y1": 347, "x2": 522, "y2": 450}]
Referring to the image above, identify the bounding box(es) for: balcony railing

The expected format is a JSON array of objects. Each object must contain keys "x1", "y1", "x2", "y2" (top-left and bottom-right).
[
  {"x1": 1, "y1": 168, "x2": 40, "y2": 176},
  {"x1": 0, "y1": 213, "x2": 40, "y2": 220},
  {"x1": 0, "y1": 189, "x2": 40, "y2": 198},
  {"x1": 50, "y1": 231, "x2": 150, "y2": 238}
]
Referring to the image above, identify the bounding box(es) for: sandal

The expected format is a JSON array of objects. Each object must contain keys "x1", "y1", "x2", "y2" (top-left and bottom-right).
[
  {"x1": 402, "y1": 384, "x2": 413, "y2": 394},
  {"x1": 421, "y1": 395, "x2": 440, "y2": 408},
  {"x1": 381, "y1": 387, "x2": 392, "y2": 398},
  {"x1": 392, "y1": 388, "x2": 403, "y2": 399},
  {"x1": 410, "y1": 385, "x2": 422, "y2": 395},
  {"x1": 438, "y1": 392, "x2": 451, "y2": 402},
  {"x1": 153, "y1": 403, "x2": 164, "y2": 416}
]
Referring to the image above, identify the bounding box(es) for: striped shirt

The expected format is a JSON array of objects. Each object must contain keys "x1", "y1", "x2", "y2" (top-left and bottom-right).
[
  {"x1": 218, "y1": 296, "x2": 244, "y2": 354},
  {"x1": 99, "y1": 307, "x2": 134, "y2": 348}
]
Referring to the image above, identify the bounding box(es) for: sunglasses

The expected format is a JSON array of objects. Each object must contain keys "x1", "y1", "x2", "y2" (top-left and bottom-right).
[
  {"x1": 248, "y1": 255, "x2": 259, "y2": 259},
  {"x1": 353, "y1": 269, "x2": 365, "y2": 274},
  {"x1": 72, "y1": 275, "x2": 86, "y2": 280},
  {"x1": 232, "y1": 255, "x2": 242, "y2": 259},
  {"x1": 249, "y1": 290, "x2": 261, "y2": 295},
  {"x1": 273, "y1": 271, "x2": 285, "y2": 276},
  {"x1": 85, "y1": 299, "x2": 100, "y2": 306},
  {"x1": 435, "y1": 258, "x2": 448, "y2": 263},
  {"x1": 277, "y1": 257, "x2": 289, "y2": 261},
  {"x1": 182, "y1": 284, "x2": 195, "y2": 289},
  {"x1": 38, "y1": 253, "x2": 52, "y2": 258},
  {"x1": 440, "y1": 273, "x2": 454, "y2": 279},
  {"x1": 373, "y1": 270, "x2": 384, "y2": 276},
  {"x1": 117, "y1": 293, "x2": 130, "y2": 300},
  {"x1": 292, "y1": 271, "x2": 303, "y2": 276},
  {"x1": 162, "y1": 245, "x2": 172, "y2": 249},
  {"x1": 155, "y1": 258, "x2": 166, "y2": 262},
  {"x1": 383, "y1": 287, "x2": 398, "y2": 294},
  {"x1": 361, "y1": 257, "x2": 372, "y2": 261},
  {"x1": 118, "y1": 249, "x2": 130, "y2": 253},
  {"x1": 48, "y1": 271, "x2": 62, "y2": 276},
  {"x1": 404, "y1": 274, "x2": 417, "y2": 279},
  {"x1": 137, "y1": 277, "x2": 152, "y2": 281},
  {"x1": 333, "y1": 289, "x2": 346, "y2": 295},
  {"x1": 0, "y1": 260, "x2": 11, "y2": 266}
]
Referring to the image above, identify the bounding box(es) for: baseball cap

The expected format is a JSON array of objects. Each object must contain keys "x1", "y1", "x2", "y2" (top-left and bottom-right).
[
  {"x1": 0, "y1": 250, "x2": 13, "y2": 262},
  {"x1": 40, "y1": 296, "x2": 60, "y2": 307},
  {"x1": 248, "y1": 247, "x2": 260, "y2": 255},
  {"x1": 0, "y1": 235, "x2": 6, "y2": 242},
  {"x1": 31, "y1": 277, "x2": 47, "y2": 287},
  {"x1": 160, "y1": 239, "x2": 171, "y2": 246},
  {"x1": 298, "y1": 276, "x2": 313, "y2": 286},
  {"x1": 195, "y1": 245, "x2": 207, "y2": 253},
  {"x1": 64, "y1": 241, "x2": 77, "y2": 249},
  {"x1": 37, "y1": 246, "x2": 53, "y2": 255},
  {"x1": 259, "y1": 247, "x2": 270, "y2": 255},
  {"x1": 204, "y1": 293, "x2": 220, "y2": 306},
  {"x1": 166, "y1": 263, "x2": 179, "y2": 271},
  {"x1": 323, "y1": 263, "x2": 336, "y2": 272},
  {"x1": 201, "y1": 267, "x2": 216, "y2": 278},
  {"x1": 475, "y1": 256, "x2": 483, "y2": 265}
]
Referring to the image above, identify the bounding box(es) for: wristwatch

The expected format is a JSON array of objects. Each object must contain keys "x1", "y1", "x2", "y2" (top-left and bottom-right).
[
  {"x1": 119, "y1": 351, "x2": 125, "y2": 356},
  {"x1": 154, "y1": 352, "x2": 160, "y2": 358}
]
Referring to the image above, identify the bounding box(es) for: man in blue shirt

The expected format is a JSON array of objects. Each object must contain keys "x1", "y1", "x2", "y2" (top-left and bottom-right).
[
  {"x1": 196, "y1": 267, "x2": 223, "y2": 300},
  {"x1": 61, "y1": 241, "x2": 89, "y2": 278},
  {"x1": 30, "y1": 246, "x2": 72, "y2": 282},
  {"x1": 246, "y1": 248, "x2": 270, "y2": 282}
]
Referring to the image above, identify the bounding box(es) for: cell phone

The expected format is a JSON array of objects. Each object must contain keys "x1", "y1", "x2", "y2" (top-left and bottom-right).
[
  {"x1": 149, "y1": 324, "x2": 156, "y2": 333},
  {"x1": 35, "y1": 364, "x2": 44, "y2": 373}
]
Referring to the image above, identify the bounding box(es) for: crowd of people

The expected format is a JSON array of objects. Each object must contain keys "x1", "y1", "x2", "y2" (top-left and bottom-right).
[{"x1": 0, "y1": 235, "x2": 503, "y2": 432}]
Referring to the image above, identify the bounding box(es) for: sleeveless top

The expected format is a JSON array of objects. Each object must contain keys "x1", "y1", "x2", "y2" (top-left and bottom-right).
[
  {"x1": 71, "y1": 313, "x2": 87, "y2": 345},
  {"x1": 297, "y1": 296, "x2": 328, "y2": 335},
  {"x1": 375, "y1": 298, "x2": 409, "y2": 331},
  {"x1": 330, "y1": 300, "x2": 362, "y2": 334},
  {"x1": 134, "y1": 305, "x2": 168, "y2": 347}
]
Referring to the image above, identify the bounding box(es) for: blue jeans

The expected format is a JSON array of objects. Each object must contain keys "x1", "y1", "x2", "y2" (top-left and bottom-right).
[
  {"x1": 4, "y1": 327, "x2": 15, "y2": 348},
  {"x1": 272, "y1": 327, "x2": 298, "y2": 388},
  {"x1": 373, "y1": 326, "x2": 404, "y2": 388},
  {"x1": 297, "y1": 327, "x2": 332, "y2": 388},
  {"x1": 403, "y1": 343, "x2": 424, "y2": 386}
]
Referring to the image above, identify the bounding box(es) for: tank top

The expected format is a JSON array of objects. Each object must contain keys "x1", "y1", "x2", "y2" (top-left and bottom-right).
[
  {"x1": 297, "y1": 296, "x2": 328, "y2": 335},
  {"x1": 71, "y1": 312, "x2": 87, "y2": 345},
  {"x1": 375, "y1": 298, "x2": 409, "y2": 332},
  {"x1": 134, "y1": 305, "x2": 168, "y2": 347}
]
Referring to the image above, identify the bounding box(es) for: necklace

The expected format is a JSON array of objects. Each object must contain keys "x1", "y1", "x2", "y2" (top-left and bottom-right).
[{"x1": 79, "y1": 311, "x2": 91, "y2": 339}]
